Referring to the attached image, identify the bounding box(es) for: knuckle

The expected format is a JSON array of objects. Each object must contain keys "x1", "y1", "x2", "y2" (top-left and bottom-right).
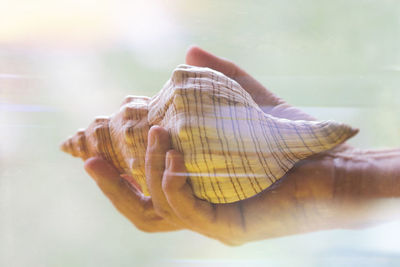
[
  {"x1": 218, "y1": 231, "x2": 246, "y2": 246},
  {"x1": 154, "y1": 205, "x2": 171, "y2": 219},
  {"x1": 161, "y1": 175, "x2": 173, "y2": 193},
  {"x1": 221, "y1": 238, "x2": 244, "y2": 247},
  {"x1": 134, "y1": 222, "x2": 156, "y2": 233},
  {"x1": 217, "y1": 225, "x2": 247, "y2": 246},
  {"x1": 226, "y1": 61, "x2": 239, "y2": 77}
]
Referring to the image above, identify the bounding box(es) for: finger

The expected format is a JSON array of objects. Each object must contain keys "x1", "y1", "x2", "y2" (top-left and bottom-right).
[
  {"x1": 85, "y1": 157, "x2": 179, "y2": 231},
  {"x1": 186, "y1": 45, "x2": 246, "y2": 78},
  {"x1": 185, "y1": 45, "x2": 282, "y2": 108},
  {"x1": 145, "y1": 126, "x2": 184, "y2": 226},
  {"x1": 162, "y1": 150, "x2": 218, "y2": 232},
  {"x1": 85, "y1": 157, "x2": 145, "y2": 208}
]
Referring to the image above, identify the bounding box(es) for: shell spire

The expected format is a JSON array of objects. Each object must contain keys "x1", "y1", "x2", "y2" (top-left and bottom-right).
[
  {"x1": 60, "y1": 128, "x2": 90, "y2": 159},
  {"x1": 61, "y1": 64, "x2": 358, "y2": 203}
]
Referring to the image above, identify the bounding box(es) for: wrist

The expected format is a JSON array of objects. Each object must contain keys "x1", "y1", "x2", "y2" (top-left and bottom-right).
[
  {"x1": 332, "y1": 147, "x2": 400, "y2": 198},
  {"x1": 330, "y1": 146, "x2": 400, "y2": 227}
]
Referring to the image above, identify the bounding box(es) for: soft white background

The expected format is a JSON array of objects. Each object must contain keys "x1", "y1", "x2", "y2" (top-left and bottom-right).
[{"x1": 1, "y1": 0, "x2": 400, "y2": 266}]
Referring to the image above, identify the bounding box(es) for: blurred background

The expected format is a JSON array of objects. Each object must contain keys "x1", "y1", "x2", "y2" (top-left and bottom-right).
[{"x1": 1, "y1": 0, "x2": 400, "y2": 266}]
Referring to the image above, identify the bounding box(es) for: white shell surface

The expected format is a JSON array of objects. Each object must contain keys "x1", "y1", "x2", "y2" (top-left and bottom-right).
[{"x1": 61, "y1": 64, "x2": 358, "y2": 203}]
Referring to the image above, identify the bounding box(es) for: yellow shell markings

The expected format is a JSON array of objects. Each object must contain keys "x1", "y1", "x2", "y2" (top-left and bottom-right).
[{"x1": 61, "y1": 64, "x2": 358, "y2": 204}]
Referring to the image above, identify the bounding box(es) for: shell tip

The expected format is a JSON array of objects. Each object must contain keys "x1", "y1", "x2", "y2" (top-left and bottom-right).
[
  {"x1": 348, "y1": 127, "x2": 360, "y2": 139},
  {"x1": 60, "y1": 139, "x2": 72, "y2": 154}
]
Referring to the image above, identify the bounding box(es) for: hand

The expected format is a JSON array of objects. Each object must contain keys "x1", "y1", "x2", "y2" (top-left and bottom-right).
[
  {"x1": 145, "y1": 47, "x2": 400, "y2": 245},
  {"x1": 84, "y1": 156, "x2": 183, "y2": 232},
  {"x1": 84, "y1": 45, "x2": 310, "y2": 237},
  {"x1": 137, "y1": 47, "x2": 339, "y2": 244},
  {"x1": 83, "y1": 46, "x2": 348, "y2": 242},
  {"x1": 84, "y1": 46, "x2": 400, "y2": 245}
]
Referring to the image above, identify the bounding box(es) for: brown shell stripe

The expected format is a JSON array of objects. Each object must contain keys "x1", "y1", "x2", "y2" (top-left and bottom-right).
[
  {"x1": 135, "y1": 110, "x2": 148, "y2": 180},
  {"x1": 192, "y1": 71, "x2": 213, "y2": 201},
  {"x1": 226, "y1": 79, "x2": 259, "y2": 195},
  {"x1": 228, "y1": 79, "x2": 263, "y2": 192},
  {"x1": 107, "y1": 125, "x2": 128, "y2": 173},
  {"x1": 211, "y1": 71, "x2": 242, "y2": 200},
  {"x1": 230, "y1": 99, "x2": 260, "y2": 194},
  {"x1": 94, "y1": 124, "x2": 123, "y2": 173},
  {"x1": 171, "y1": 101, "x2": 184, "y2": 153},
  {"x1": 258, "y1": 113, "x2": 291, "y2": 180},
  {"x1": 334, "y1": 124, "x2": 350, "y2": 145},
  {"x1": 270, "y1": 119, "x2": 301, "y2": 163},
  {"x1": 231, "y1": 78, "x2": 274, "y2": 185},
  {"x1": 215, "y1": 73, "x2": 247, "y2": 200},
  {"x1": 126, "y1": 113, "x2": 144, "y2": 179},
  {"x1": 248, "y1": 107, "x2": 277, "y2": 183},
  {"x1": 196, "y1": 72, "x2": 223, "y2": 203},
  {"x1": 326, "y1": 122, "x2": 347, "y2": 144},
  {"x1": 68, "y1": 138, "x2": 75, "y2": 157},
  {"x1": 269, "y1": 118, "x2": 298, "y2": 164},
  {"x1": 199, "y1": 75, "x2": 227, "y2": 202},
  {"x1": 169, "y1": 80, "x2": 194, "y2": 197},
  {"x1": 317, "y1": 122, "x2": 343, "y2": 149},
  {"x1": 169, "y1": 79, "x2": 185, "y2": 154},
  {"x1": 303, "y1": 122, "x2": 326, "y2": 150},
  {"x1": 241, "y1": 98, "x2": 275, "y2": 184},
  {"x1": 77, "y1": 131, "x2": 88, "y2": 159},
  {"x1": 182, "y1": 71, "x2": 210, "y2": 202},
  {"x1": 239, "y1": 88, "x2": 275, "y2": 185},
  {"x1": 291, "y1": 123, "x2": 315, "y2": 154}
]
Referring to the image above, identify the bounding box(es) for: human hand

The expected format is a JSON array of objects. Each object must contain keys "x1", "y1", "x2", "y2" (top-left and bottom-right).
[
  {"x1": 83, "y1": 46, "x2": 349, "y2": 243},
  {"x1": 84, "y1": 46, "x2": 400, "y2": 245},
  {"x1": 84, "y1": 155, "x2": 183, "y2": 233},
  {"x1": 145, "y1": 47, "x2": 400, "y2": 245},
  {"x1": 84, "y1": 46, "x2": 313, "y2": 237}
]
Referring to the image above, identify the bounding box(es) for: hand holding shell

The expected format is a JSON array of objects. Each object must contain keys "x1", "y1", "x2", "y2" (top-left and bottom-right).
[{"x1": 61, "y1": 64, "x2": 358, "y2": 203}]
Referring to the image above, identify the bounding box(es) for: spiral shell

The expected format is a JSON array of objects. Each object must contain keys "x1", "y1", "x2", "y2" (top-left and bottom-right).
[{"x1": 61, "y1": 64, "x2": 358, "y2": 203}]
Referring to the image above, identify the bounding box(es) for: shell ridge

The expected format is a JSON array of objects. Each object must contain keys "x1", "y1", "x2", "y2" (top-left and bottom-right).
[
  {"x1": 209, "y1": 71, "x2": 237, "y2": 202},
  {"x1": 123, "y1": 111, "x2": 146, "y2": 190},
  {"x1": 303, "y1": 121, "x2": 327, "y2": 150},
  {"x1": 228, "y1": 78, "x2": 263, "y2": 194},
  {"x1": 180, "y1": 70, "x2": 211, "y2": 202},
  {"x1": 215, "y1": 72, "x2": 247, "y2": 201},
  {"x1": 103, "y1": 121, "x2": 126, "y2": 173},
  {"x1": 269, "y1": 116, "x2": 301, "y2": 164},
  {"x1": 133, "y1": 106, "x2": 149, "y2": 193},
  {"x1": 242, "y1": 94, "x2": 275, "y2": 186},
  {"x1": 225, "y1": 77, "x2": 260, "y2": 196},
  {"x1": 257, "y1": 110, "x2": 291, "y2": 179},
  {"x1": 190, "y1": 71, "x2": 215, "y2": 202},
  {"x1": 195, "y1": 71, "x2": 223, "y2": 203},
  {"x1": 223, "y1": 75, "x2": 250, "y2": 199}
]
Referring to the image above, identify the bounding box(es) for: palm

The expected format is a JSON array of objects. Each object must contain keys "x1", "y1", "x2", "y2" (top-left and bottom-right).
[
  {"x1": 85, "y1": 46, "x2": 352, "y2": 245},
  {"x1": 169, "y1": 46, "x2": 350, "y2": 244}
]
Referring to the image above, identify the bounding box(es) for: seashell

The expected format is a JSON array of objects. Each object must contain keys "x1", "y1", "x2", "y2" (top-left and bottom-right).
[{"x1": 61, "y1": 64, "x2": 358, "y2": 203}]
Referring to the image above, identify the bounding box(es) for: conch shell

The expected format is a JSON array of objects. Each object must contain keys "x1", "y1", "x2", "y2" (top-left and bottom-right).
[{"x1": 61, "y1": 64, "x2": 358, "y2": 203}]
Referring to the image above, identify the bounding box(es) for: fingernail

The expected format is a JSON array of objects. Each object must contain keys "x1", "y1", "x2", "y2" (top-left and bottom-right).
[
  {"x1": 86, "y1": 168, "x2": 99, "y2": 182},
  {"x1": 148, "y1": 126, "x2": 157, "y2": 148},
  {"x1": 166, "y1": 153, "x2": 171, "y2": 169},
  {"x1": 91, "y1": 174, "x2": 99, "y2": 182}
]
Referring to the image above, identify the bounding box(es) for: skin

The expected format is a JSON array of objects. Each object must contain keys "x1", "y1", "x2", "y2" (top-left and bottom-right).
[{"x1": 84, "y1": 46, "x2": 400, "y2": 246}]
